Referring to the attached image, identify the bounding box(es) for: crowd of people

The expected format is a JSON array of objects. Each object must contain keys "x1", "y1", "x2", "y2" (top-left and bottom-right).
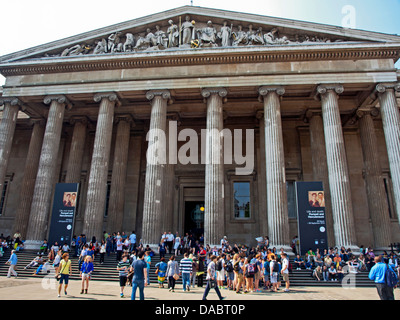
[{"x1": 2, "y1": 230, "x2": 400, "y2": 300}]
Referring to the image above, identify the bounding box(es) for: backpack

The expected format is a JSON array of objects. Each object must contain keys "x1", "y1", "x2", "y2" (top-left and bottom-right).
[
  {"x1": 247, "y1": 263, "x2": 256, "y2": 276},
  {"x1": 385, "y1": 264, "x2": 399, "y2": 288},
  {"x1": 225, "y1": 261, "x2": 233, "y2": 272},
  {"x1": 233, "y1": 261, "x2": 240, "y2": 272},
  {"x1": 216, "y1": 260, "x2": 223, "y2": 271},
  {"x1": 273, "y1": 261, "x2": 279, "y2": 273}
]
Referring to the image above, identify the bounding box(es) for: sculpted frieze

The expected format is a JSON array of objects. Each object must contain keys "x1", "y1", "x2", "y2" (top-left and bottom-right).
[{"x1": 46, "y1": 18, "x2": 345, "y2": 58}]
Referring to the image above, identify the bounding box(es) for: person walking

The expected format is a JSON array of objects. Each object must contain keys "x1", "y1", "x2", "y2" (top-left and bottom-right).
[
  {"x1": 56, "y1": 253, "x2": 72, "y2": 298},
  {"x1": 179, "y1": 252, "x2": 193, "y2": 292},
  {"x1": 130, "y1": 251, "x2": 148, "y2": 300},
  {"x1": 155, "y1": 257, "x2": 168, "y2": 288},
  {"x1": 80, "y1": 255, "x2": 94, "y2": 294},
  {"x1": 281, "y1": 253, "x2": 290, "y2": 292},
  {"x1": 202, "y1": 255, "x2": 226, "y2": 300},
  {"x1": 369, "y1": 255, "x2": 398, "y2": 300},
  {"x1": 6, "y1": 250, "x2": 18, "y2": 278},
  {"x1": 99, "y1": 240, "x2": 106, "y2": 264},
  {"x1": 166, "y1": 255, "x2": 179, "y2": 292},
  {"x1": 117, "y1": 254, "x2": 131, "y2": 298}
]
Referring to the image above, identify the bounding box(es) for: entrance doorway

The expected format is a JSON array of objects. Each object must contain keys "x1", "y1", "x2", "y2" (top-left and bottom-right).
[{"x1": 184, "y1": 201, "x2": 205, "y2": 240}]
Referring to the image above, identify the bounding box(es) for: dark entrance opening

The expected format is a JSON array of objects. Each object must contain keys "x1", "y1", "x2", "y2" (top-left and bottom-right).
[{"x1": 184, "y1": 201, "x2": 204, "y2": 240}]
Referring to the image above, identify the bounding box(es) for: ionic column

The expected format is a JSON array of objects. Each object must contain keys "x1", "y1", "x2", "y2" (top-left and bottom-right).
[
  {"x1": 356, "y1": 107, "x2": 392, "y2": 250},
  {"x1": 13, "y1": 118, "x2": 45, "y2": 238},
  {"x1": 107, "y1": 114, "x2": 133, "y2": 234},
  {"x1": 376, "y1": 82, "x2": 400, "y2": 223},
  {"x1": 201, "y1": 88, "x2": 227, "y2": 247},
  {"x1": 0, "y1": 97, "x2": 22, "y2": 193},
  {"x1": 65, "y1": 116, "x2": 88, "y2": 183},
  {"x1": 317, "y1": 85, "x2": 358, "y2": 249},
  {"x1": 258, "y1": 86, "x2": 290, "y2": 250},
  {"x1": 142, "y1": 90, "x2": 170, "y2": 248},
  {"x1": 25, "y1": 95, "x2": 71, "y2": 248},
  {"x1": 306, "y1": 110, "x2": 335, "y2": 247},
  {"x1": 82, "y1": 93, "x2": 119, "y2": 241}
]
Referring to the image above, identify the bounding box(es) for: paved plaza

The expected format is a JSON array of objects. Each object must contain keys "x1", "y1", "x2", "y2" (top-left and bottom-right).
[{"x1": 0, "y1": 277, "x2": 398, "y2": 301}]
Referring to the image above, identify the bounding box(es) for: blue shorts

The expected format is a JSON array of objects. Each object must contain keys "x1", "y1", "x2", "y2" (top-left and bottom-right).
[{"x1": 59, "y1": 274, "x2": 69, "y2": 284}]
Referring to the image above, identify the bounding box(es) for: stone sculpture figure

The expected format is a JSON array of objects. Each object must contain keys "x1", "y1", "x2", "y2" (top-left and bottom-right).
[
  {"x1": 232, "y1": 25, "x2": 248, "y2": 46},
  {"x1": 61, "y1": 44, "x2": 90, "y2": 56},
  {"x1": 108, "y1": 32, "x2": 123, "y2": 52},
  {"x1": 181, "y1": 15, "x2": 195, "y2": 46},
  {"x1": 264, "y1": 28, "x2": 289, "y2": 45},
  {"x1": 218, "y1": 21, "x2": 232, "y2": 47},
  {"x1": 247, "y1": 25, "x2": 264, "y2": 45},
  {"x1": 93, "y1": 39, "x2": 108, "y2": 54},
  {"x1": 154, "y1": 25, "x2": 168, "y2": 49},
  {"x1": 123, "y1": 33, "x2": 135, "y2": 52},
  {"x1": 198, "y1": 20, "x2": 217, "y2": 47},
  {"x1": 167, "y1": 20, "x2": 179, "y2": 48},
  {"x1": 135, "y1": 28, "x2": 157, "y2": 50}
]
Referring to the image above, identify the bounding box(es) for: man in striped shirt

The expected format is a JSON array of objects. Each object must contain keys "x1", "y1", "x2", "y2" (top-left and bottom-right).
[
  {"x1": 179, "y1": 252, "x2": 193, "y2": 292},
  {"x1": 117, "y1": 254, "x2": 131, "y2": 298}
]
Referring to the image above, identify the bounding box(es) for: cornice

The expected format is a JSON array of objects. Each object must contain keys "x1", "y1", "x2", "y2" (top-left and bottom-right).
[{"x1": 0, "y1": 43, "x2": 399, "y2": 77}]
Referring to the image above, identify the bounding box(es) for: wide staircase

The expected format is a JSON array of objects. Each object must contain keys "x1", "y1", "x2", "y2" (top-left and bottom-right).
[{"x1": 0, "y1": 249, "x2": 376, "y2": 288}]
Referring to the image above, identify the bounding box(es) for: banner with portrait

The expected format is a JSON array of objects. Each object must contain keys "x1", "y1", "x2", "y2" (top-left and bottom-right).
[
  {"x1": 295, "y1": 181, "x2": 328, "y2": 255},
  {"x1": 48, "y1": 183, "x2": 79, "y2": 247}
]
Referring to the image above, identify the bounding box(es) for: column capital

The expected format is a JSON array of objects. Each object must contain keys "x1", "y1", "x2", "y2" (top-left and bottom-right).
[
  {"x1": 258, "y1": 86, "x2": 285, "y2": 97},
  {"x1": 44, "y1": 95, "x2": 73, "y2": 110},
  {"x1": 146, "y1": 90, "x2": 172, "y2": 103},
  {"x1": 316, "y1": 84, "x2": 344, "y2": 96},
  {"x1": 375, "y1": 82, "x2": 400, "y2": 94},
  {"x1": 115, "y1": 114, "x2": 135, "y2": 127},
  {"x1": 201, "y1": 87, "x2": 228, "y2": 99},
  {"x1": 93, "y1": 92, "x2": 121, "y2": 107},
  {"x1": 69, "y1": 115, "x2": 88, "y2": 126},
  {"x1": 0, "y1": 97, "x2": 25, "y2": 111},
  {"x1": 355, "y1": 107, "x2": 380, "y2": 119}
]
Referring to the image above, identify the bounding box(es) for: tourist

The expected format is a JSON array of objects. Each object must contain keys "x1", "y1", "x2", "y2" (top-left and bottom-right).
[
  {"x1": 131, "y1": 251, "x2": 148, "y2": 300},
  {"x1": 117, "y1": 254, "x2": 130, "y2": 298},
  {"x1": 262, "y1": 256, "x2": 271, "y2": 290},
  {"x1": 24, "y1": 255, "x2": 43, "y2": 270},
  {"x1": 38, "y1": 239, "x2": 48, "y2": 255},
  {"x1": 270, "y1": 255, "x2": 279, "y2": 292},
  {"x1": 243, "y1": 255, "x2": 255, "y2": 293},
  {"x1": 294, "y1": 254, "x2": 305, "y2": 270},
  {"x1": 61, "y1": 242, "x2": 70, "y2": 253},
  {"x1": 174, "y1": 233, "x2": 181, "y2": 256},
  {"x1": 216, "y1": 254, "x2": 226, "y2": 289},
  {"x1": 57, "y1": 252, "x2": 72, "y2": 297},
  {"x1": 369, "y1": 255, "x2": 397, "y2": 300},
  {"x1": 144, "y1": 250, "x2": 151, "y2": 285},
  {"x1": 337, "y1": 265, "x2": 344, "y2": 282},
  {"x1": 202, "y1": 255, "x2": 225, "y2": 300},
  {"x1": 166, "y1": 231, "x2": 174, "y2": 254},
  {"x1": 313, "y1": 266, "x2": 323, "y2": 281},
  {"x1": 328, "y1": 265, "x2": 337, "y2": 281},
  {"x1": 281, "y1": 252, "x2": 290, "y2": 292},
  {"x1": 322, "y1": 265, "x2": 329, "y2": 281},
  {"x1": 99, "y1": 240, "x2": 106, "y2": 264},
  {"x1": 179, "y1": 252, "x2": 193, "y2": 292},
  {"x1": 225, "y1": 254, "x2": 234, "y2": 290},
  {"x1": 197, "y1": 246, "x2": 206, "y2": 287},
  {"x1": 53, "y1": 250, "x2": 62, "y2": 274},
  {"x1": 189, "y1": 254, "x2": 198, "y2": 289},
  {"x1": 155, "y1": 257, "x2": 168, "y2": 288},
  {"x1": 166, "y1": 255, "x2": 179, "y2": 292},
  {"x1": 129, "y1": 231, "x2": 136, "y2": 252},
  {"x1": 116, "y1": 236, "x2": 123, "y2": 261},
  {"x1": 80, "y1": 255, "x2": 94, "y2": 294},
  {"x1": 5, "y1": 250, "x2": 18, "y2": 278}
]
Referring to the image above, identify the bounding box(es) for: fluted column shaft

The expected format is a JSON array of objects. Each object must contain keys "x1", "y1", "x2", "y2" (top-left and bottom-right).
[
  {"x1": 142, "y1": 90, "x2": 170, "y2": 247},
  {"x1": 65, "y1": 117, "x2": 88, "y2": 183},
  {"x1": 307, "y1": 111, "x2": 335, "y2": 247},
  {"x1": 259, "y1": 86, "x2": 290, "y2": 249},
  {"x1": 13, "y1": 119, "x2": 45, "y2": 238},
  {"x1": 25, "y1": 96, "x2": 69, "y2": 247},
  {"x1": 317, "y1": 85, "x2": 357, "y2": 249},
  {"x1": 357, "y1": 109, "x2": 392, "y2": 249},
  {"x1": 107, "y1": 115, "x2": 132, "y2": 234},
  {"x1": 377, "y1": 83, "x2": 400, "y2": 223},
  {"x1": 202, "y1": 88, "x2": 226, "y2": 247},
  {"x1": 0, "y1": 98, "x2": 21, "y2": 192},
  {"x1": 83, "y1": 93, "x2": 118, "y2": 240}
]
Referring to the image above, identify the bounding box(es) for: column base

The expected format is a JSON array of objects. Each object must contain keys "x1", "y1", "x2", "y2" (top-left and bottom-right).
[
  {"x1": 371, "y1": 247, "x2": 393, "y2": 255},
  {"x1": 270, "y1": 244, "x2": 295, "y2": 256},
  {"x1": 23, "y1": 240, "x2": 43, "y2": 250}
]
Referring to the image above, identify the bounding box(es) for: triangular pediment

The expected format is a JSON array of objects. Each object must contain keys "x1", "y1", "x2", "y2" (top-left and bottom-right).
[{"x1": 1, "y1": 6, "x2": 400, "y2": 65}]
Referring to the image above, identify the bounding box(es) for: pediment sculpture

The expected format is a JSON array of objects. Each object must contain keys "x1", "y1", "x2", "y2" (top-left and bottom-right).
[{"x1": 49, "y1": 17, "x2": 344, "y2": 58}]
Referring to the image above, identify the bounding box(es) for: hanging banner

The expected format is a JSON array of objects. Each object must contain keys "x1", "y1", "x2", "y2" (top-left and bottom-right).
[
  {"x1": 48, "y1": 183, "x2": 79, "y2": 247},
  {"x1": 295, "y1": 181, "x2": 328, "y2": 256}
]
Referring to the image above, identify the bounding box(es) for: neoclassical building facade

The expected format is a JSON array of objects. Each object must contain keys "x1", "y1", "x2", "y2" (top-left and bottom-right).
[{"x1": 0, "y1": 6, "x2": 400, "y2": 250}]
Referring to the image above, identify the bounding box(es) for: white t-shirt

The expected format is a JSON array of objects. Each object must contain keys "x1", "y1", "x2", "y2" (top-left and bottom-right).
[
  {"x1": 166, "y1": 234, "x2": 174, "y2": 242},
  {"x1": 282, "y1": 258, "x2": 289, "y2": 274}
]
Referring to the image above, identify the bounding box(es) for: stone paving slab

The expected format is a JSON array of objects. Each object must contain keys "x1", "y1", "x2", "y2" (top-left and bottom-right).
[{"x1": 0, "y1": 276, "x2": 399, "y2": 301}]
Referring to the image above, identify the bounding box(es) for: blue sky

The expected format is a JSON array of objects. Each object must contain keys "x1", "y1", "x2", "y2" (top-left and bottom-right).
[{"x1": 0, "y1": 0, "x2": 399, "y2": 84}]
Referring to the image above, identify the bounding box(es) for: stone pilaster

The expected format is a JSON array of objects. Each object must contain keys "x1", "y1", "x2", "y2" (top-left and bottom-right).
[
  {"x1": 0, "y1": 97, "x2": 22, "y2": 193},
  {"x1": 317, "y1": 85, "x2": 358, "y2": 249},
  {"x1": 13, "y1": 118, "x2": 45, "y2": 238},
  {"x1": 256, "y1": 110, "x2": 268, "y2": 237},
  {"x1": 376, "y1": 82, "x2": 400, "y2": 224},
  {"x1": 202, "y1": 87, "x2": 227, "y2": 247},
  {"x1": 82, "y1": 93, "x2": 119, "y2": 241},
  {"x1": 65, "y1": 116, "x2": 88, "y2": 183},
  {"x1": 356, "y1": 107, "x2": 392, "y2": 250},
  {"x1": 107, "y1": 114, "x2": 133, "y2": 234},
  {"x1": 258, "y1": 86, "x2": 290, "y2": 250},
  {"x1": 141, "y1": 90, "x2": 170, "y2": 248},
  {"x1": 25, "y1": 95, "x2": 71, "y2": 248},
  {"x1": 306, "y1": 109, "x2": 335, "y2": 247}
]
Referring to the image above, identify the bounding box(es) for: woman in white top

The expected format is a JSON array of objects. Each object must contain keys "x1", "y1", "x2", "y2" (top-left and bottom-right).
[{"x1": 174, "y1": 235, "x2": 181, "y2": 256}]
